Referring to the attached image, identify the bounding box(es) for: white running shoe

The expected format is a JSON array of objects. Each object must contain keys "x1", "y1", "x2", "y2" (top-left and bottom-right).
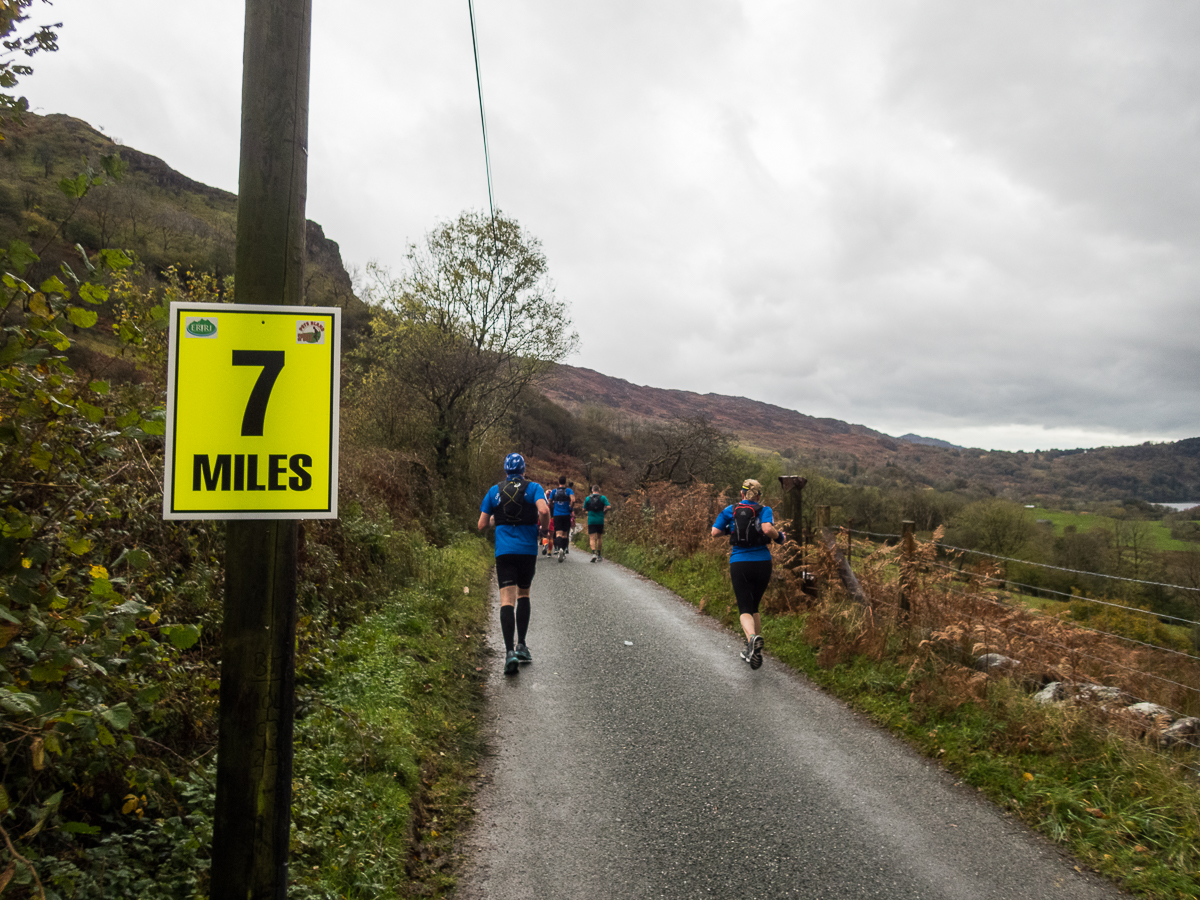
[{"x1": 748, "y1": 634, "x2": 764, "y2": 669}]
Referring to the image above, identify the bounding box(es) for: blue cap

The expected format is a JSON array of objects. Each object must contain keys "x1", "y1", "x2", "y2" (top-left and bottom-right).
[{"x1": 504, "y1": 452, "x2": 526, "y2": 475}]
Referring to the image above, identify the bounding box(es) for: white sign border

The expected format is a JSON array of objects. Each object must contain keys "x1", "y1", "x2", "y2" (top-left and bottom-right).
[{"x1": 162, "y1": 301, "x2": 342, "y2": 521}]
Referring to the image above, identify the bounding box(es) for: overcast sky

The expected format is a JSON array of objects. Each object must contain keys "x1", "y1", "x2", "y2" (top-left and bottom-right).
[{"x1": 22, "y1": 0, "x2": 1200, "y2": 452}]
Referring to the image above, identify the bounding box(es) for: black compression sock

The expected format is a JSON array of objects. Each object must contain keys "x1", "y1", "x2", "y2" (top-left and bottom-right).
[
  {"x1": 500, "y1": 605, "x2": 515, "y2": 652},
  {"x1": 515, "y1": 596, "x2": 530, "y2": 644}
]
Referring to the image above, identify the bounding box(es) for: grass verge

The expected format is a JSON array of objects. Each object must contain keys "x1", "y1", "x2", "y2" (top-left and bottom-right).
[
  {"x1": 1029, "y1": 507, "x2": 1194, "y2": 553},
  {"x1": 288, "y1": 533, "x2": 493, "y2": 899},
  {"x1": 601, "y1": 537, "x2": 1200, "y2": 900}
]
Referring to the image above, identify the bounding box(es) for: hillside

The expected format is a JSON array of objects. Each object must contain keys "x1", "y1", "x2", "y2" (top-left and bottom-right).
[
  {"x1": 4, "y1": 112, "x2": 1193, "y2": 505},
  {"x1": 543, "y1": 364, "x2": 899, "y2": 457},
  {"x1": 0, "y1": 112, "x2": 368, "y2": 336},
  {"x1": 540, "y1": 364, "x2": 1200, "y2": 504}
]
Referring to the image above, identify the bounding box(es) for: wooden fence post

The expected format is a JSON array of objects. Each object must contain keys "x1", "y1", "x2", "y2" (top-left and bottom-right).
[
  {"x1": 900, "y1": 520, "x2": 915, "y2": 619},
  {"x1": 777, "y1": 476, "x2": 807, "y2": 570},
  {"x1": 211, "y1": 1, "x2": 311, "y2": 897},
  {"x1": 815, "y1": 506, "x2": 869, "y2": 607},
  {"x1": 776, "y1": 475, "x2": 806, "y2": 540}
]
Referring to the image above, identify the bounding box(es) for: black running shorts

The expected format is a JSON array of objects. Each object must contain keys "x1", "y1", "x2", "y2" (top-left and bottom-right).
[
  {"x1": 730, "y1": 560, "x2": 772, "y2": 616},
  {"x1": 553, "y1": 515, "x2": 572, "y2": 533},
  {"x1": 495, "y1": 554, "x2": 536, "y2": 590},
  {"x1": 588, "y1": 523, "x2": 605, "y2": 535}
]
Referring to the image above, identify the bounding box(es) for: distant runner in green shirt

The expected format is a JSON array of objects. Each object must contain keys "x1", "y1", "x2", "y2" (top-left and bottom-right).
[{"x1": 583, "y1": 485, "x2": 612, "y2": 562}]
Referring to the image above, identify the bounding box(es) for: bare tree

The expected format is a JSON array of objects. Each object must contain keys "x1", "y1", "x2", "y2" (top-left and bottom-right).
[
  {"x1": 1109, "y1": 518, "x2": 1154, "y2": 580},
  {"x1": 632, "y1": 416, "x2": 733, "y2": 487},
  {"x1": 33, "y1": 141, "x2": 53, "y2": 177},
  {"x1": 86, "y1": 183, "x2": 116, "y2": 246},
  {"x1": 153, "y1": 207, "x2": 189, "y2": 253},
  {"x1": 116, "y1": 183, "x2": 148, "y2": 244}
]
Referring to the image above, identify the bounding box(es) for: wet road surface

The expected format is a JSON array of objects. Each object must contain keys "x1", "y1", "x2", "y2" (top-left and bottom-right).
[{"x1": 455, "y1": 550, "x2": 1127, "y2": 900}]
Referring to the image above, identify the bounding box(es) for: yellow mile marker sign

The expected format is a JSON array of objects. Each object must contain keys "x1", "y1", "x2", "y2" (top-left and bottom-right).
[{"x1": 163, "y1": 302, "x2": 341, "y2": 519}]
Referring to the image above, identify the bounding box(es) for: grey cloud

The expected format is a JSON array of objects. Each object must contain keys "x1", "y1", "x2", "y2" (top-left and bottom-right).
[{"x1": 23, "y1": 0, "x2": 1199, "y2": 451}]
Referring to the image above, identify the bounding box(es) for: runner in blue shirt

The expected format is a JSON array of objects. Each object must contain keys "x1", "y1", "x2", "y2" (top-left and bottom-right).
[
  {"x1": 582, "y1": 485, "x2": 612, "y2": 562},
  {"x1": 711, "y1": 478, "x2": 785, "y2": 669},
  {"x1": 478, "y1": 453, "x2": 551, "y2": 675},
  {"x1": 546, "y1": 475, "x2": 575, "y2": 562}
]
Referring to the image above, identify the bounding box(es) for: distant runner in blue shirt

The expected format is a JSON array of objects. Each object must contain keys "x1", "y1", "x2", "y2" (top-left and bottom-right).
[
  {"x1": 711, "y1": 478, "x2": 785, "y2": 670},
  {"x1": 582, "y1": 485, "x2": 612, "y2": 562},
  {"x1": 546, "y1": 475, "x2": 575, "y2": 562},
  {"x1": 478, "y1": 453, "x2": 550, "y2": 675}
]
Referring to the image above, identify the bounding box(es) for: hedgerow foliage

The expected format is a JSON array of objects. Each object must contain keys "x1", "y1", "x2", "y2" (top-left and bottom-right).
[
  {"x1": 0, "y1": 220, "x2": 233, "y2": 895},
  {"x1": 0, "y1": 158, "x2": 472, "y2": 893}
]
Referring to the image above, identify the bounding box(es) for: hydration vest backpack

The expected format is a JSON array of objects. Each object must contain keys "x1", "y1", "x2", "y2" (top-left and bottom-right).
[
  {"x1": 584, "y1": 495, "x2": 604, "y2": 514},
  {"x1": 494, "y1": 478, "x2": 539, "y2": 526},
  {"x1": 730, "y1": 502, "x2": 769, "y2": 548},
  {"x1": 551, "y1": 487, "x2": 571, "y2": 508}
]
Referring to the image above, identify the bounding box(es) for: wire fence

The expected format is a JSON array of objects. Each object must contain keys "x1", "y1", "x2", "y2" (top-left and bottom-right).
[
  {"x1": 821, "y1": 527, "x2": 1200, "y2": 766},
  {"x1": 608, "y1": 487, "x2": 1200, "y2": 770},
  {"x1": 923, "y1": 559, "x2": 1200, "y2": 631}
]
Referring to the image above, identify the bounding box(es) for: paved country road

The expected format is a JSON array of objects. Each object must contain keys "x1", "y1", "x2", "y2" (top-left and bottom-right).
[{"x1": 455, "y1": 550, "x2": 1128, "y2": 900}]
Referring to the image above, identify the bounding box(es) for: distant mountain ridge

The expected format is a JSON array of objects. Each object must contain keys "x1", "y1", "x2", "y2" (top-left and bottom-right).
[
  {"x1": 542, "y1": 364, "x2": 903, "y2": 459},
  {"x1": 898, "y1": 433, "x2": 963, "y2": 450},
  {"x1": 539, "y1": 364, "x2": 1200, "y2": 503},
  {"x1": 6, "y1": 113, "x2": 1193, "y2": 503}
]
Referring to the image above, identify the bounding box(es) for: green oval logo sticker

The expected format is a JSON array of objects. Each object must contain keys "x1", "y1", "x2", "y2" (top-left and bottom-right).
[{"x1": 185, "y1": 317, "x2": 218, "y2": 338}]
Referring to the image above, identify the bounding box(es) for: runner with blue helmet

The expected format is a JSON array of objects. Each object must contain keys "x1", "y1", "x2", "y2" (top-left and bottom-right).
[{"x1": 479, "y1": 452, "x2": 550, "y2": 675}]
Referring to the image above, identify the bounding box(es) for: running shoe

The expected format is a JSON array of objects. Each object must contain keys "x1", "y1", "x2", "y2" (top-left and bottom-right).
[
  {"x1": 739, "y1": 639, "x2": 752, "y2": 664},
  {"x1": 590, "y1": 555, "x2": 597, "y2": 563},
  {"x1": 748, "y1": 634, "x2": 764, "y2": 670},
  {"x1": 504, "y1": 650, "x2": 520, "y2": 676},
  {"x1": 558, "y1": 548, "x2": 565, "y2": 562},
  {"x1": 515, "y1": 642, "x2": 532, "y2": 663}
]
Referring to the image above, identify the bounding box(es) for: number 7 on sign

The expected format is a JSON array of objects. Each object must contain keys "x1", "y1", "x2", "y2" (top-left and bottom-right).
[{"x1": 232, "y1": 350, "x2": 285, "y2": 437}]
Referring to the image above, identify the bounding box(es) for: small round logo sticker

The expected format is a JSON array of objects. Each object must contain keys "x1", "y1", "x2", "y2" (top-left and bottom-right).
[
  {"x1": 296, "y1": 320, "x2": 326, "y2": 344},
  {"x1": 184, "y1": 317, "x2": 218, "y2": 338}
]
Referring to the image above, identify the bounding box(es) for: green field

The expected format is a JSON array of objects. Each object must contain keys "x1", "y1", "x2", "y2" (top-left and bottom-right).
[{"x1": 1027, "y1": 507, "x2": 1196, "y2": 553}]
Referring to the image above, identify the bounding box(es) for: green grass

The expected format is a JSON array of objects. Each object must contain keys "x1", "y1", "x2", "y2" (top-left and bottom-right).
[
  {"x1": 603, "y1": 536, "x2": 1200, "y2": 900},
  {"x1": 288, "y1": 533, "x2": 493, "y2": 900},
  {"x1": 1029, "y1": 507, "x2": 1195, "y2": 553}
]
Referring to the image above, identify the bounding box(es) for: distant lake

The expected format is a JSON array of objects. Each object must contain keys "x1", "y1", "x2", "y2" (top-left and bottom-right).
[{"x1": 1158, "y1": 502, "x2": 1200, "y2": 512}]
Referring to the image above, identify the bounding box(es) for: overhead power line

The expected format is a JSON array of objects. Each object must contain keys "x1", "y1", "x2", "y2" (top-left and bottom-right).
[{"x1": 467, "y1": 0, "x2": 498, "y2": 240}]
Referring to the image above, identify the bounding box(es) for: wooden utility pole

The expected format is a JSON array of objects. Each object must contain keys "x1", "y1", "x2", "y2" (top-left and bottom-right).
[{"x1": 211, "y1": 2, "x2": 311, "y2": 898}]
